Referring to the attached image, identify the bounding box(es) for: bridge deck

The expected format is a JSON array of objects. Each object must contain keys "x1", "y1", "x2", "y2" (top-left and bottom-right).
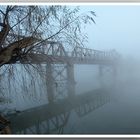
[
  {"x1": 19, "y1": 42, "x2": 119, "y2": 65},
  {"x1": 23, "y1": 54, "x2": 116, "y2": 65}
]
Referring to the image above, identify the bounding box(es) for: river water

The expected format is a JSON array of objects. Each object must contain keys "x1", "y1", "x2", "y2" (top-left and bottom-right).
[
  {"x1": 9, "y1": 87, "x2": 140, "y2": 134},
  {"x1": 8, "y1": 77, "x2": 140, "y2": 134}
]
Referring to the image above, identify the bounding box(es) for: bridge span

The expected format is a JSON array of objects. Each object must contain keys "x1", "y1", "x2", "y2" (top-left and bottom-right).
[
  {"x1": 22, "y1": 41, "x2": 119, "y2": 65},
  {"x1": 18, "y1": 41, "x2": 119, "y2": 103}
]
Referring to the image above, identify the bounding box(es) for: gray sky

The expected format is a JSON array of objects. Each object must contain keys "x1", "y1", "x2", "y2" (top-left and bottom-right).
[{"x1": 80, "y1": 5, "x2": 140, "y2": 59}]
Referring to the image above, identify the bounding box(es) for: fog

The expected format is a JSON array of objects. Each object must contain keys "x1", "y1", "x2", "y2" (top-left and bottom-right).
[
  {"x1": 64, "y1": 5, "x2": 140, "y2": 134},
  {"x1": 84, "y1": 5, "x2": 140, "y2": 103},
  {"x1": 2, "y1": 5, "x2": 140, "y2": 134},
  {"x1": 84, "y1": 5, "x2": 140, "y2": 58}
]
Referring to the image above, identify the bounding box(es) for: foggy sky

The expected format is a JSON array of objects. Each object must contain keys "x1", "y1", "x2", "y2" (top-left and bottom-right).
[{"x1": 81, "y1": 5, "x2": 140, "y2": 59}]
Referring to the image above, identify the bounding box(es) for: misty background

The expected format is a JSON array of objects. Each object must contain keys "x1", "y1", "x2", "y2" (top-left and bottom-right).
[
  {"x1": 65, "y1": 5, "x2": 140, "y2": 133},
  {"x1": 76, "y1": 5, "x2": 140, "y2": 97},
  {"x1": 1, "y1": 5, "x2": 140, "y2": 134}
]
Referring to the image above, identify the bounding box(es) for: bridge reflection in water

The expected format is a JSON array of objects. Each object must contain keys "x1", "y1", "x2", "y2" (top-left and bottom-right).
[{"x1": 8, "y1": 88, "x2": 111, "y2": 134}]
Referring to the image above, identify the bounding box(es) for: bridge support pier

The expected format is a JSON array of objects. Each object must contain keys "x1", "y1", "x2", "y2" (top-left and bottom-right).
[
  {"x1": 98, "y1": 65, "x2": 104, "y2": 87},
  {"x1": 112, "y1": 65, "x2": 117, "y2": 87},
  {"x1": 66, "y1": 63, "x2": 75, "y2": 98},
  {"x1": 46, "y1": 63, "x2": 54, "y2": 103},
  {"x1": 98, "y1": 64, "x2": 117, "y2": 88}
]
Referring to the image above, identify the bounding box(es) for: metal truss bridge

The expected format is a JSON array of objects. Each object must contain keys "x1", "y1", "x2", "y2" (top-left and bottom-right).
[
  {"x1": 22, "y1": 41, "x2": 119, "y2": 65},
  {"x1": 19, "y1": 41, "x2": 119, "y2": 103}
]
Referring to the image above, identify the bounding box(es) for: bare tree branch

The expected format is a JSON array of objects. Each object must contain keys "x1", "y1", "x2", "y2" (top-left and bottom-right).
[
  {"x1": 25, "y1": 14, "x2": 84, "y2": 54},
  {"x1": 0, "y1": 9, "x2": 5, "y2": 16},
  {"x1": 11, "y1": 6, "x2": 37, "y2": 30}
]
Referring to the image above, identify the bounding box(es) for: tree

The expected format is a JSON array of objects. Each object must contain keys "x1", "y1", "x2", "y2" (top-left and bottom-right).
[
  {"x1": 0, "y1": 5, "x2": 96, "y2": 108},
  {"x1": 0, "y1": 5, "x2": 96, "y2": 67}
]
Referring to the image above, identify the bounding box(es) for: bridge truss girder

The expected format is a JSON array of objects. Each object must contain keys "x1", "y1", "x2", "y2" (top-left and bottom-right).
[{"x1": 46, "y1": 62, "x2": 76, "y2": 103}]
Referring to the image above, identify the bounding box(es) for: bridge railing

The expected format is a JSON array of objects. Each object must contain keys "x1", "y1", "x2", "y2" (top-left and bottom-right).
[
  {"x1": 30, "y1": 41, "x2": 67, "y2": 57},
  {"x1": 71, "y1": 46, "x2": 118, "y2": 61},
  {"x1": 29, "y1": 41, "x2": 119, "y2": 62}
]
